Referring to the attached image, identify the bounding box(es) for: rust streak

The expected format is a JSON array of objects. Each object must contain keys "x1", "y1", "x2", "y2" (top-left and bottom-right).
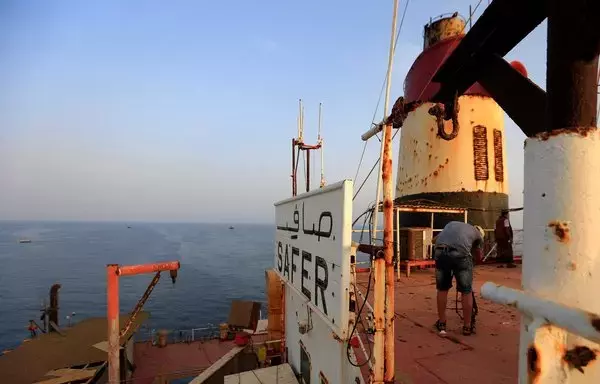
[
  {"x1": 590, "y1": 315, "x2": 600, "y2": 332},
  {"x1": 548, "y1": 221, "x2": 570, "y2": 243},
  {"x1": 535, "y1": 127, "x2": 596, "y2": 141},
  {"x1": 528, "y1": 345, "x2": 541, "y2": 383}
]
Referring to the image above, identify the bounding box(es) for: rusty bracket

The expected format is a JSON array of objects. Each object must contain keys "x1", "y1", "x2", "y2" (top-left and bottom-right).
[{"x1": 428, "y1": 92, "x2": 460, "y2": 141}]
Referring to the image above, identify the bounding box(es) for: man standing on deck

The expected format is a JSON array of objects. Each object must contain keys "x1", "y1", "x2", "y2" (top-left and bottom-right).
[
  {"x1": 495, "y1": 209, "x2": 516, "y2": 268},
  {"x1": 433, "y1": 221, "x2": 484, "y2": 336}
]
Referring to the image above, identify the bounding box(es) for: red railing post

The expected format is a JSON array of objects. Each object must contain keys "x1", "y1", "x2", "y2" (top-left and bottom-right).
[{"x1": 107, "y1": 264, "x2": 120, "y2": 384}]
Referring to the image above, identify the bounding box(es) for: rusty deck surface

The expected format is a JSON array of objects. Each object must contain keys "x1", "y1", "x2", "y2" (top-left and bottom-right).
[
  {"x1": 131, "y1": 333, "x2": 270, "y2": 383},
  {"x1": 353, "y1": 264, "x2": 522, "y2": 384},
  {"x1": 0, "y1": 312, "x2": 149, "y2": 384}
]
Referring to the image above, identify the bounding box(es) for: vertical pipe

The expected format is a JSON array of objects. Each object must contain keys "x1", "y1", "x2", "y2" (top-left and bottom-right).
[
  {"x1": 430, "y1": 212, "x2": 435, "y2": 259},
  {"x1": 370, "y1": 0, "x2": 399, "y2": 382},
  {"x1": 306, "y1": 149, "x2": 310, "y2": 192},
  {"x1": 469, "y1": 5, "x2": 472, "y2": 29},
  {"x1": 298, "y1": 99, "x2": 303, "y2": 142},
  {"x1": 107, "y1": 265, "x2": 120, "y2": 384},
  {"x1": 319, "y1": 103, "x2": 325, "y2": 188},
  {"x1": 518, "y1": 1, "x2": 600, "y2": 381},
  {"x1": 396, "y1": 208, "x2": 401, "y2": 281},
  {"x1": 382, "y1": 122, "x2": 395, "y2": 384},
  {"x1": 281, "y1": 282, "x2": 286, "y2": 363},
  {"x1": 292, "y1": 139, "x2": 296, "y2": 196}
]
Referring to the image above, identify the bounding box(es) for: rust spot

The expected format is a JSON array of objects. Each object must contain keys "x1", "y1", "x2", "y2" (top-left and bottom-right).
[
  {"x1": 428, "y1": 154, "x2": 432, "y2": 160},
  {"x1": 430, "y1": 127, "x2": 434, "y2": 132},
  {"x1": 548, "y1": 221, "x2": 570, "y2": 243},
  {"x1": 564, "y1": 346, "x2": 597, "y2": 373},
  {"x1": 445, "y1": 158, "x2": 449, "y2": 164},
  {"x1": 567, "y1": 262, "x2": 576, "y2": 271},
  {"x1": 590, "y1": 315, "x2": 600, "y2": 332},
  {"x1": 542, "y1": 193, "x2": 546, "y2": 197},
  {"x1": 383, "y1": 200, "x2": 393, "y2": 209},
  {"x1": 535, "y1": 127, "x2": 595, "y2": 141},
  {"x1": 528, "y1": 345, "x2": 541, "y2": 382},
  {"x1": 433, "y1": 171, "x2": 439, "y2": 176}
]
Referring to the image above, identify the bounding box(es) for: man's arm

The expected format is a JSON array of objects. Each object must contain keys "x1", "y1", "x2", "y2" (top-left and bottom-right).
[
  {"x1": 504, "y1": 219, "x2": 512, "y2": 242},
  {"x1": 472, "y1": 238, "x2": 483, "y2": 261}
]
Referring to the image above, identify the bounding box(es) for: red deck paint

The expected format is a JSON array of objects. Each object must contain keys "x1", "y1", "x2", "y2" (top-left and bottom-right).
[
  {"x1": 352, "y1": 265, "x2": 522, "y2": 383},
  {"x1": 131, "y1": 334, "x2": 269, "y2": 383}
]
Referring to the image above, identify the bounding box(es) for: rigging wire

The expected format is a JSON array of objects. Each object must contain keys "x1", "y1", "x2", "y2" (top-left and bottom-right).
[
  {"x1": 346, "y1": 206, "x2": 374, "y2": 367},
  {"x1": 353, "y1": 129, "x2": 401, "y2": 201},
  {"x1": 353, "y1": 0, "x2": 411, "y2": 185}
]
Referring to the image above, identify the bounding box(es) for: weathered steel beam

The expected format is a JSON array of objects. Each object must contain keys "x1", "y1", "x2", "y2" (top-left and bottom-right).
[
  {"x1": 477, "y1": 54, "x2": 546, "y2": 137},
  {"x1": 432, "y1": 0, "x2": 547, "y2": 102},
  {"x1": 546, "y1": 0, "x2": 600, "y2": 131}
]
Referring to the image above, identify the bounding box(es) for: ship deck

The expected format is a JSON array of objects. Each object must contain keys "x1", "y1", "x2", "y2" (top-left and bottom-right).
[{"x1": 353, "y1": 264, "x2": 522, "y2": 384}]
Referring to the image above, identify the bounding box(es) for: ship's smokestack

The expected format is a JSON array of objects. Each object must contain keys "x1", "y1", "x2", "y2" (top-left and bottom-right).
[
  {"x1": 423, "y1": 13, "x2": 465, "y2": 49},
  {"x1": 395, "y1": 12, "x2": 529, "y2": 232}
]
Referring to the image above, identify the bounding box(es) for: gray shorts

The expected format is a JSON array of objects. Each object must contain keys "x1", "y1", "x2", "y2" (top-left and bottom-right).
[{"x1": 434, "y1": 248, "x2": 473, "y2": 294}]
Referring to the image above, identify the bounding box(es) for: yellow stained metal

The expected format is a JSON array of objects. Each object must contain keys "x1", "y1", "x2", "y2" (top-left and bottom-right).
[
  {"x1": 424, "y1": 16, "x2": 465, "y2": 49},
  {"x1": 395, "y1": 95, "x2": 508, "y2": 197}
]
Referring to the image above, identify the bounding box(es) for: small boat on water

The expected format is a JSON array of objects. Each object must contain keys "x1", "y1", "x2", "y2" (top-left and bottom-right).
[
  {"x1": 18, "y1": 239, "x2": 32, "y2": 244},
  {"x1": 229, "y1": 226, "x2": 234, "y2": 230}
]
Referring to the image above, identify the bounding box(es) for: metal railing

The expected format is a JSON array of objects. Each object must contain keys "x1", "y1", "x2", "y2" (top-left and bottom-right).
[{"x1": 136, "y1": 324, "x2": 221, "y2": 344}]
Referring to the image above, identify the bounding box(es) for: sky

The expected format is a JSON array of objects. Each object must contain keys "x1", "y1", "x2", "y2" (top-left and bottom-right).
[{"x1": 0, "y1": 0, "x2": 547, "y2": 226}]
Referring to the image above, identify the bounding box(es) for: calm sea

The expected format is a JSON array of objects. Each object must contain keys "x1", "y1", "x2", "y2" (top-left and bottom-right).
[{"x1": 0, "y1": 221, "x2": 274, "y2": 351}]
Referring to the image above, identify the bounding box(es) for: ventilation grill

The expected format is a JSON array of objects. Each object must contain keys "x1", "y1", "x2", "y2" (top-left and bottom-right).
[
  {"x1": 493, "y1": 129, "x2": 504, "y2": 182},
  {"x1": 473, "y1": 125, "x2": 489, "y2": 181}
]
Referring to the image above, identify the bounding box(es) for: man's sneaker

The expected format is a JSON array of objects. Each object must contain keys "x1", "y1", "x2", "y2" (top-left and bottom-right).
[
  {"x1": 435, "y1": 320, "x2": 447, "y2": 335},
  {"x1": 463, "y1": 323, "x2": 476, "y2": 336}
]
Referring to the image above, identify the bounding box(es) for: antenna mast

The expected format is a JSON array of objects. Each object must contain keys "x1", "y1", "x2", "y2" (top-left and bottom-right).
[
  {"x1": 318, "y1": 103, "x2": 325, "y2": 188},
  {"x1": 290, "y1": 100, "x2": 323, "y2": 196}
]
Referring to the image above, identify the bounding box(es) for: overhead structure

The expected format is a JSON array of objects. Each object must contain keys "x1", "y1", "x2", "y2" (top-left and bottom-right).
[{"x1": 430, "y1": 0, "x2": 600, "y2": 382}]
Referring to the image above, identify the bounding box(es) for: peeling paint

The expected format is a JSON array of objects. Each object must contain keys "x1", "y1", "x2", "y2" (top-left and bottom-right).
[
  {"x1": 535, "y1": 127, "x2": 596, "y2": 141},
  {"x1": 548, "y1": 221, "x2": 570, "y2": 243}
]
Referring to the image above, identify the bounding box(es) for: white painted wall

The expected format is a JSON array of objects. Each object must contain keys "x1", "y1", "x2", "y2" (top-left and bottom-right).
[{"x1": 284, "y1": 287, "x2": 363, "y2": 384}]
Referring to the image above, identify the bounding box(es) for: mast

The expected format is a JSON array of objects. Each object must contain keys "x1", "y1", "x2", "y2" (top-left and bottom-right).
[
  {"x1": 318, "y1": 103, "x2": 325, "y2": 188},
  {"x1": 371, "y1": 0, "x2": 399, "y2": 383},
  {"x1": 290, "y1": 100, "x2": 323, "y2": 196}
]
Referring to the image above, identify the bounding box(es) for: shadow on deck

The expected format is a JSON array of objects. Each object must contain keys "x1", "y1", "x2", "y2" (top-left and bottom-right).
[{"x1": 353, "y1": 264, "x2": 522, "y2": 384}]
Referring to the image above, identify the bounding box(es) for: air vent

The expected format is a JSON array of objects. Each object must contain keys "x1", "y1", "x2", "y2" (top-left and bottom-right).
[
  {"x1": 493, "y1": 129, "x2": 504, "y2": 182},
  {"x1": 473, "y1": 125, "x2": 489, "y2": 181}
]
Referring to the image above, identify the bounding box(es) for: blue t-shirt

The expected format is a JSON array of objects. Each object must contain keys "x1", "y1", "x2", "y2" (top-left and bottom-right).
[{"x1": 434, "y1": 221, "x2": 483, "y2": 257}]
